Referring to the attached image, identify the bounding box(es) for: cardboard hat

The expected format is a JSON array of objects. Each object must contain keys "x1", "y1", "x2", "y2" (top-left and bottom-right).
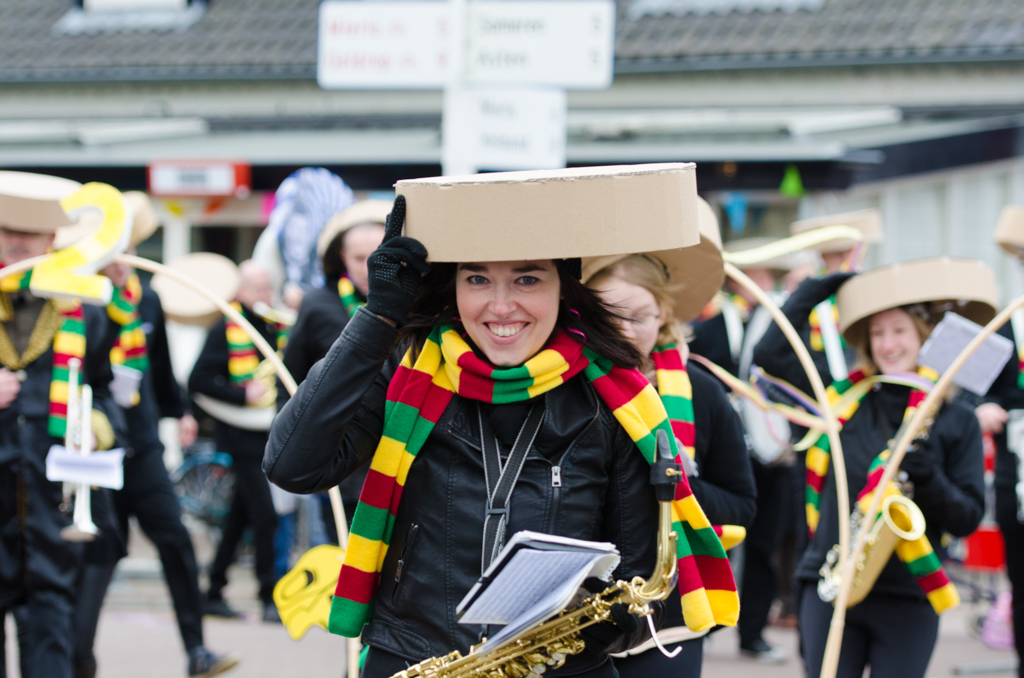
[
  {"x1": 0, "y1": 171, "x2": 81, "y2": 234},
  {"x1": 55, "y1": 190, "x2": 158, "y2": 251},
  {"x1": 836, "y1": 257, "x2": 998, "y2": 349},
  {"x1": 790, "y1": 208, "x2": 883, "y2": 253},
  {"x1": 994, "y1": 205, "x2": 1024, "y2": 256},
  {"x1": 395, "y1": 163, "x2": 701, "y2": 263},
  {"x1": 581, "y1": 196, "x2": 724, "y2": 324},
  {"x1": 723, "y1": 237, "x2": 791, "y2": 274},
  {"x1": 316, "y1": 199, "x2": 392, "y2": 258},
  {"x1": 150, "y1": 253, "x2": 240, "y2": 327}
]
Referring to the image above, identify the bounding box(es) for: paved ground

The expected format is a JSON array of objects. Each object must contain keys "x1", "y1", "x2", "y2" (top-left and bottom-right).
[{"x1": 4, "y1": 523, "x2": 1019, "y2": 678}]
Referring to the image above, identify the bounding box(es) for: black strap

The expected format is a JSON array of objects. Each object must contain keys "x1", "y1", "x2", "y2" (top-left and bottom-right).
[{"x1": 478, "y1": 399, "x2": 546, "y2": 573}]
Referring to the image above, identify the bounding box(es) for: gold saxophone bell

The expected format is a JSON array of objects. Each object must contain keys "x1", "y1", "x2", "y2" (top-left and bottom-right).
[
  {"x1": 818, "y1": 493, "x2": 926, "y2": 608},
  {"x1": 389, "y1": 430, "x2": 682, "y2": 678},
  {"x1": 250, "y1": 357, "x2": 279, "y2": 409}
]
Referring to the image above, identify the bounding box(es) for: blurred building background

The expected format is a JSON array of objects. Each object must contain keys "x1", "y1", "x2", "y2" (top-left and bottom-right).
[{"x1": 0, "y1": 0, "x2": 1023, "y2": 293}]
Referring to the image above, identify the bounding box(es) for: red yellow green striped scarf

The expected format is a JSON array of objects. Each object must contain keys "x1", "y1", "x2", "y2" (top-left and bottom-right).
[
  {"x1": 651, "y1": 344, "x2": 745, "y2": 550},
  {"x1": 226, "y1": 302, "x2": 288, "y2": 383},
  {"x1": 808, "y1": 295, "x2": 845, "y2": 352},
  {"x1": 0, "y1": 268, "x2": 86, "y2": 438},
  {"x1": 805, "y1": 365, "x2": 958, "y2": 613},
  {"x1": 329, "y1": 327, "x2": 738, "y2": 638},
  {"x1": 337, "y1": 275, "x2": 364, "y2": 318},
  {"x1": 107, "y1": 273, "x2": 148, "y2": 374}
]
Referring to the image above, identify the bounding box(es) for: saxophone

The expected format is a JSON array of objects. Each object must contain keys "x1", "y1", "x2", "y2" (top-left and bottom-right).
[
  {"x1": 817, "y1": 403, "x2": 935, "y2": 607},
  {"x1": 390, "y1": 430, "x2": 682, "y2": 678}
]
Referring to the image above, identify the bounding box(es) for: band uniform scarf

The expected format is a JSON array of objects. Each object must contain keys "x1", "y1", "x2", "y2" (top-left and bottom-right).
[
  {"x1": 226, "y1": 302, "x2": 289, "y2": 384},
  {"x1": 106, "y1": 273, "x2": 148, "y2": 407},
  {"x1": 337, "y1": 275, "x2": 364, "y2": 318},
  {"x1": 804, "y1": 366, "x2": 959, "y2": 613},
  {"x1": 0, "y1": 268, "x2": 86, "y2": 438},
  {"x1": 808, "y1": 295, "x2": 846, "y2": 353},
  {"x1": 650, "y1": 344, "x2": 746, "y2": 550},
  {"x1": 330, "y1": 327, "x2": 739, "y2": 638}
]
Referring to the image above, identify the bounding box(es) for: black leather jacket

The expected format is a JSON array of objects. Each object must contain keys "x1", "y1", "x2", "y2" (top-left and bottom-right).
[{"x1": 265, "y1": 308, "x2": 662, "y2": 674}]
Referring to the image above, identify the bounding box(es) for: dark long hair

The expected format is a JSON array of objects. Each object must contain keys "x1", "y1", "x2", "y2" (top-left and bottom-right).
[{"x1": 400, "y1": 262, "x2": 644, "y2": 369}]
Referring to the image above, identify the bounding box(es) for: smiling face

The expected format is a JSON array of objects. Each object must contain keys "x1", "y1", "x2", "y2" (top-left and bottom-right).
[
  {"x1": 455, "y1": 260, "x2": 561, "y2": 367},
  {"x1": 868, "y1": 308, "x2": 924, "y2": 374},
  {"x1": 591, "y1": 275, "x2": 666, "y2": 358}
]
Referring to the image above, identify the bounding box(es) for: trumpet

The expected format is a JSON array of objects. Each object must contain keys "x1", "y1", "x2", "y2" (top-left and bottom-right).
[
  {"x1": 390, "y1": 430, "x2": 682, "y2": 678},
  {"x1": 59, "y1": 358, "x2": 100, "y2": 543}
]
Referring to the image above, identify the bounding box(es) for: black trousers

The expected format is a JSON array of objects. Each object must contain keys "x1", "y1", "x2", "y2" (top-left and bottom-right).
[
  {"x1": 612, "y1": 637, "x2": 702, "y2": 678},
  {"x1": 798, "y1": 582, "x2": 939, "y2": 678},
  {"x1": 70, "y1": 446, "x2": 206, "y2": 675},
  {"x1": 996, "y1": 487, "x2": 1024, "y2": 678},
  {"x1": 207, "y1": 454, "x2": 278, "y2": 605},
  {"x1": 1, "y1": 589, "x2": 76, "y2": 678},
  {"x1": 738, "y1": 460, "x2": 790, "y2": 646}
]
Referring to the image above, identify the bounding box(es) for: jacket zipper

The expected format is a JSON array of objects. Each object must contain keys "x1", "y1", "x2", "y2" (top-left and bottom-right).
[
  {"x1": 392, "y1": 523, "x2": 419, "y2": 604},
  {"x1": 547, "y1": 406, "x2": 601, "y2": 534}
]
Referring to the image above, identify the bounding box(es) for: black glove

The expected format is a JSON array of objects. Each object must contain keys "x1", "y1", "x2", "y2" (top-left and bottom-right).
[
  {"x1": 899, "y1": 445, "x2": 938, "y2": 486},
  {"x1": 578, "y1": 577, "x2": 640, "y2": 655},
  {"x1": 365, "y1": 195, "x2": 430, "y2": 326}
]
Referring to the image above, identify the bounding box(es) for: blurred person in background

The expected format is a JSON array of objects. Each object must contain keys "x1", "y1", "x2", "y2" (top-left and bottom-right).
[
  {"x1": 0, "y1": 172, "x2": 125, "y2": 678},
  {"x1": 276, "y1": 199, "x2": 388, "y2": 536},
  {"x1": 189, "y1": 260, "x2": 281, "y2": 623},
  {"x1": 57, "y1": 193, "x2": 237, "y2": 678},
  {"x1": 250, "y1": 168, "x2": 355, "y2": 311}
]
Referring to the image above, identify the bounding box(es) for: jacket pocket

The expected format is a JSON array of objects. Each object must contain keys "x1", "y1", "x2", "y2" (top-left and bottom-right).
[{"x1": 391, "y1": 523, "x2": 419, "y2": 606}]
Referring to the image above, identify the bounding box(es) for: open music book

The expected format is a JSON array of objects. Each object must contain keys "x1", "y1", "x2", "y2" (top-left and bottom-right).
[{"x1": 456, "y1": 531, "x2": 620, "y2": 654}]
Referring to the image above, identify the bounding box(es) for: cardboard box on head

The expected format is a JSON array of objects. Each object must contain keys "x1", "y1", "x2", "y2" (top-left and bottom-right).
[
  {"x1": 0, "y1": 171, "x2": 81, "y2": 234},
  {"x1": 395, "y1": 164, "x2": 701, "y2": 264},
  {"x1": 581, "y1": 196, "x2": 723, "y2": 324},
  {"x1": 994, "y1": 204, "x2": 1024, "y2": 257},
  {"x1": 835, "y1": 257, "x2": 999, "y2": 350}
]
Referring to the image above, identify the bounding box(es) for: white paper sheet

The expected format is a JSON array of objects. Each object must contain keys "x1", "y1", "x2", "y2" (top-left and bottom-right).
[
  {"x1": 918, "y1": 312, "x2": 1013, "y2": 395},
  {"x1": 46, "y1": 446, "x2": 126, "y2": 489}
]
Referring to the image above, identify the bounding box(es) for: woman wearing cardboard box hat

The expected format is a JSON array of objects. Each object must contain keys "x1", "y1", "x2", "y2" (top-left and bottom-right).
[
  {"x1": 265, "y1": 164, "x2": 740, "y2": 678},
  {"x1": 582, "y1": 197, "x2": 755, "y2": 677},
  {"x1": 982, "y1": 204, "x2": 1024, "y2": 678},
  {"x1": 755, "y1": 258, "x2": 991, "y2": 678}
]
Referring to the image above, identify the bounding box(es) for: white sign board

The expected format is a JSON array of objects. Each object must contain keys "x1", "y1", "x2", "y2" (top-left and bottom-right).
[
  {"x1": 317, "y1": 0, "x2": 615, "y2": 90},
  {"x1": 317, "y1": 1, "x2": 450, "y2": 89},
  {"x1": 465, "y1": 1, "x2": 615, "y2": 89},
  {"x1": 148, "y1": 161, "x2": 250, "y2": 197},
  {"x1": 444, "y1": 87, "x2": 567, "y2": 171}
]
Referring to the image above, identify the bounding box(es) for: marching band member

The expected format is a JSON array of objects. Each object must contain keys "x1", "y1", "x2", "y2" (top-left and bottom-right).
[
  {"x1": 0, "y1": 172, "x2": 125, "y2": 678},
  {"x1": 57, "y1": 194, "x2": 237, "y2": 678},
  {"x1": 756, "y1": 259, "x2": 988, "y2": 678},
  {"x1": 979, "y1": 205, "x2": 1024, "y2": 677},
  {"x1": 265, "y1": 166, "x2": 738, "y2": 678},
  {"x1": 278, "y1": 200, "x2": 388, "y2": 532},
  {"x1": 583, "y1": 197, "x2": 756, "y2": 677},
  {"x1": 189, "y1": 260, "x2": 281, "y2": 623}
]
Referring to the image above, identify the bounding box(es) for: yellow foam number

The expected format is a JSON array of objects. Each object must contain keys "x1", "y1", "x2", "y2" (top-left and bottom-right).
[
  {"x1": 273, "y1": 544, "x2": 346, "y2": 641},
  {"x1": 30, "y1": 183, "x2": 132, "y2": 305}
]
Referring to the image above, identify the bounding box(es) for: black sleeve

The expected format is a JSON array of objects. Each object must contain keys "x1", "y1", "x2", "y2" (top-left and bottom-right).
[
  {"x1": 751, "y1": 276, "x2": 836, "y2": 394},
  {"x1": 143, "y1": 290, "x2": 186, "y2": 419},
  {"x1": 188, "y1": 319, "x2": 245, "y2": 406},
  {"x1": 264, "y1": 307, "x2": 399, "y2": 493},
  {"x1": 83, "y1": 305, "x2": 127, "y2": 448},
  {"x1": 986, "y1": 322, "x2": 1024, "y2": 411},
  {"x1": 688, "y1": 314, "x2": 738, "y2": 377},
  {"x1": 688, "y1": 365, "x2": 758, "y2": 528},
  {"x1": 912, "y1": 402, "x2": 985, "y2": 538},
  {"x1": 278, "y1": 290, "x2": 351, "y2": 409},
  {"x1": 600, "y1": 415, "x2": 664, "y2": 653}
]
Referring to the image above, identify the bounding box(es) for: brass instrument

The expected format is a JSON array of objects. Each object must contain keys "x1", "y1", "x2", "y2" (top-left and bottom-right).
[
  {"x1": 192, "y1": 356, "x2": 279, "y2": 430},
  {"x1": 390, "y1": 430, "x2": 682, "y2": 678},
  {"x1": 60, "y1": 358, "x2": 100, "y2": 542},
  {"x1": 817, "y1": 404, "x2": 935, "y2": 607}
]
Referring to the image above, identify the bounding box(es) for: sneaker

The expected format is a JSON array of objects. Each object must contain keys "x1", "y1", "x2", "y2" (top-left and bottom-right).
[
  {"x1": 739, "y1": 638, "x2": 789, "y2": 664},
  {"x1": 202, "y1": 598, "x2": 239, "y2": 619},
  {"x1": 262, "y1": 603, "x2": 282, "y2": 624},
  {"x1": 188, "y1": 647, "x2": 239, "y2": 677}
]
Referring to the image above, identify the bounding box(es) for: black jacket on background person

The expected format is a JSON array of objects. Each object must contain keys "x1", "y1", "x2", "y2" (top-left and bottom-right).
[
  {"x1": 189, "y1": 303, "x2": 277, "y2": 459},
  {"x1": 265, "y1": 308, "x2": 662, "y2": 676},
  {"x1": 983, "y1": 321, "x2": 1024, "y2": 492},
  {"x1": 689, "y1": 313, "x2": 740, "y2": 377}
]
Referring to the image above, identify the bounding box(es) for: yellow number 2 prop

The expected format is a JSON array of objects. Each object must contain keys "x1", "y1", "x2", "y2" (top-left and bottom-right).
[
  {"x1": 30, "y1": 183, "x2": 132, "y2": 305},
  {"x1": 273, "y1": 544, "x2": 346, "y2": 641}
]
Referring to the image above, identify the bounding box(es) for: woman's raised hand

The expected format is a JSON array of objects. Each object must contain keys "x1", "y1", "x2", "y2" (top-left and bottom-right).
[{"x1": 365, "y1": 195, "x2": 430, "y2": 326}]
